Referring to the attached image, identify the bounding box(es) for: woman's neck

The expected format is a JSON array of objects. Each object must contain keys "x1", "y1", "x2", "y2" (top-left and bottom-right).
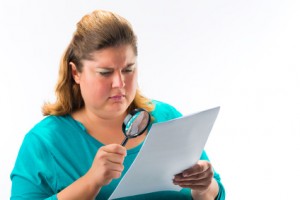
[
  {"x1": 71, "y1": 107, "x2": 146, "y2": 148},
  {"x1": 71, "y1": 107, "x2": 126, "y2": 144}
]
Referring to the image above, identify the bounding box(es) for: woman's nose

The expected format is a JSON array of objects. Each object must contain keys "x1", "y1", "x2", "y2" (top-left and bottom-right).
[{"x1": 112, "y1": 72, "x2": 125, "y2": 88}]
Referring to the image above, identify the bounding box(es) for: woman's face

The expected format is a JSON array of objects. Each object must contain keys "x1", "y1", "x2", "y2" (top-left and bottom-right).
[{"x1": 72, "y1": 44, "x2": 138, "y2": 119}]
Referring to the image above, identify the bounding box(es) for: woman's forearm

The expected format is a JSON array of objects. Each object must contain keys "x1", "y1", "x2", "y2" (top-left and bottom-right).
[{"x1": 57, "y1": 173, "x2": 101, "y2": 200}]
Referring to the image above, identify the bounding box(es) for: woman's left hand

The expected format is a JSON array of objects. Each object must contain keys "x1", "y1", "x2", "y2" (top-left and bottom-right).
[{"x1": 173, "y1": 160, "x2": 214, "y2": 194}]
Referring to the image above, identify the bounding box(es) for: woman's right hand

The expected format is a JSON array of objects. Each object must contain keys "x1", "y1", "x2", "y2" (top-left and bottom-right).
[
  {"x1": 87, "y1": 144, "x2": 127, "y2": 187},
  {"x1": 57, "y1": 144, "x2": 127, "y2": 200}
]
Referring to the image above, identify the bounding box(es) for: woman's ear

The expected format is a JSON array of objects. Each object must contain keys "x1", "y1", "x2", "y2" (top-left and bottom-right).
[{"x1": 70, "y1": 62, "x2": 80, "y2": 84}]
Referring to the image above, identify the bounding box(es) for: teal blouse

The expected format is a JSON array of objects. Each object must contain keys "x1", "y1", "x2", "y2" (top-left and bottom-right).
[{"x1": 10, "y1": 100, "x2": 225, "y2": 200}]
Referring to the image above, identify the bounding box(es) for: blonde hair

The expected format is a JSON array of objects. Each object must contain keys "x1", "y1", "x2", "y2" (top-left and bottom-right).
[{"x1": 42, "y1": 10, "x2": 154, "y2": 116}]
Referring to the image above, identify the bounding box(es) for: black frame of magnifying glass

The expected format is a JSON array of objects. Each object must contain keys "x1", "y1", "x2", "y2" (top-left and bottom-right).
[{"x1": 122, "y1": 108, "x2": 151, "y2": 139}]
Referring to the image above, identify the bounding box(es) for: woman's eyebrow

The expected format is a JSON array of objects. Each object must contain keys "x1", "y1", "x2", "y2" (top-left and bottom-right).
[
  {"x1": 95, "y1": 62, "x2": 135, "y2": 69},
  {"x1": 95, "y1": 67, "x2": 113, "y2": 70},
  {"x1": 125, "y1": 63, "x2": 135, "y2": 68}
]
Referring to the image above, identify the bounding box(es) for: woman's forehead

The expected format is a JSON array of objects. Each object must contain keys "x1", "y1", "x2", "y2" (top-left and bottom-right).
[
  {"x1": 82, "y1": 45, "x2": 137, "y2": 68},
  {"x1": 92, "y1": 45, "x2": 135, "y2": 58}
]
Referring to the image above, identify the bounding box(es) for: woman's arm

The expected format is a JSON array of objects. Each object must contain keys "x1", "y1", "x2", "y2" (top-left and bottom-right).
[
  {"x1": 57, "y1": 174, "x2": 100, "y2": 200},
  {"x1": 57, "y1": 144, "x2": 127, "y2": 200}
]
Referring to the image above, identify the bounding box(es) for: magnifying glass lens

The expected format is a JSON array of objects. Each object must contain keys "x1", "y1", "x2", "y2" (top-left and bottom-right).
[{"x1": 121, "y1": 109, "x2": 151, "y2": 146}]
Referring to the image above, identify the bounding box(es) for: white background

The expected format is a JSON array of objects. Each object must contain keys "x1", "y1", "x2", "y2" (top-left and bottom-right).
[{"x1": 1, "y1": 0, "x2": 299, "y2": 199}]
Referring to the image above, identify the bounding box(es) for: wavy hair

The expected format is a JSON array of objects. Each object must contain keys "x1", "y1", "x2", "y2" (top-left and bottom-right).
[{"x1": 42, "y1": 10, "x2": 154, "y2": 116}]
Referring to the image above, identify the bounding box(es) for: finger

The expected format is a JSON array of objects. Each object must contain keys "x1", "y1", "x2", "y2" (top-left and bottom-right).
[
  {"x1": 176, "y1": 184, "x2": 210, "y2": 191},
  {"x1": 96, "y1": 149, "x2": 126, "y2": 165},
  {"x1": 173, "y1": 175, "x2": 212, "y2": 186},
  {"x1": 100, "y1": 162, "x2": 124, "y2": 181},
  {"x1": 180, "y1": 161, "x2": 212, "y2": 177},
  {"x1": 174, "y1": 168, "x2": 213, "y2": 181},
  {"x1": 106, "y1": 152, "x2": 126, "y2": 164},
  {"x1": 103, "y1": 161, "x2": 125, "y2": 173},
  {"x1": 101, "y1": 144, "x2": 127, "y2": 156}
]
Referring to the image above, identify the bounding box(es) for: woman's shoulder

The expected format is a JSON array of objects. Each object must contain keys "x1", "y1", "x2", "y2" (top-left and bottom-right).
[
  {"x1": 31, "y1": 114, "x2": 70, "y2": 131},
  {"x1": 151, "y1": 100, "x2": 183, "y2": 123},
  {"x1": 26, "y1": 115, "x2": 75, "y2": 143}
]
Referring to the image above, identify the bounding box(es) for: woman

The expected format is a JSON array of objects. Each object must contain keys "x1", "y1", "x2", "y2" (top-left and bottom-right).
[{"x1": 10, "y1": 10, "x2": 225, "y2": 200}]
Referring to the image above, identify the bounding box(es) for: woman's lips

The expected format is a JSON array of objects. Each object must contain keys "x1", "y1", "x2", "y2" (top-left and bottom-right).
[{"x1": 109, "y1": 95, "x2": 125, "y2": 101}]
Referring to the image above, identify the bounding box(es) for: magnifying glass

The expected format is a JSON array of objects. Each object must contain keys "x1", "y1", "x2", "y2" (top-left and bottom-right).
[{"x1": 121, "y1": 108, "x2": 151, "y2": 147}]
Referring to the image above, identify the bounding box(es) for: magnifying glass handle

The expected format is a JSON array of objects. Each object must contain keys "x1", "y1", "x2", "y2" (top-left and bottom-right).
[{"x1": 121, "y1": 137, "x2": 128, "y2": 146}]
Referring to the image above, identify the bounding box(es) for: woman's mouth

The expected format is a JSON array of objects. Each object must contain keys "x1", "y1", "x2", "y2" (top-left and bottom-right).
[{"x1": 109, "y1": 95, "x2": 125, "y2": 101}]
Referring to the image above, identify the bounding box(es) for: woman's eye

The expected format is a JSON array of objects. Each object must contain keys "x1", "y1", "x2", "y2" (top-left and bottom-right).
[
  {"x1": 97, "y1": 69, "x2": 113, "y2": 76},
  {"x1": 123, "y1": 67, "x2": 135, "y2": 73}
]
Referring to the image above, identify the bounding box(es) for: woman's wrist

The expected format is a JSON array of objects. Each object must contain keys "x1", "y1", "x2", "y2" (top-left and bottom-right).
[
  {"x1": 191, "y1": 178, "x2": 219, "y2": 200},
  {"x1": 81, "y1": 173, "x2": 102, "y2": 196}
]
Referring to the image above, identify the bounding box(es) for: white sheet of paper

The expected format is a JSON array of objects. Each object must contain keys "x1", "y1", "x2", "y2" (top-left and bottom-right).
[{"x1": 109, "y1": 107, "x2": 220, "y2": 199}]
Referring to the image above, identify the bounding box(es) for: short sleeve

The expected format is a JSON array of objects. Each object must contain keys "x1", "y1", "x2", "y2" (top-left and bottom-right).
[
  {"x1": 10, "y1": 132, "x2": 58, "y2": 200},
  {"x1": 150, "y1": 100, "x2": 183, "y2": 123}
]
